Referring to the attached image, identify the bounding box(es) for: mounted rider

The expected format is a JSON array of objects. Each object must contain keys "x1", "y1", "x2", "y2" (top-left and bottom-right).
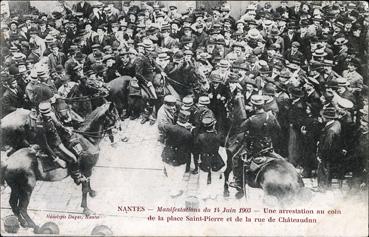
[
  {"x1": 37, "y1": 101, "x2": 86, "y2": 185},
  {"x1": 230, "y1": 95, "x2": 282, "y2": 198},
  {"x1": 132, "y1": 38, "x2": 160, "y2": 125}
]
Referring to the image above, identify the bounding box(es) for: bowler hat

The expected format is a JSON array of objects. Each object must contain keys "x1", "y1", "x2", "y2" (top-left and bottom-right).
[{"x1": 312, "y1": 48, "x2": 327, "y2": 57}]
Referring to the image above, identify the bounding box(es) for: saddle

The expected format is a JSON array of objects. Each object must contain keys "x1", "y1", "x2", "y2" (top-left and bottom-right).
[{"x1": 245, "y1": 155, "x2": 282, "y2": 188}]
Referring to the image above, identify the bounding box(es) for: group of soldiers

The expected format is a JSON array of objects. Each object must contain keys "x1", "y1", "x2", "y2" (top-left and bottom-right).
[{"x1": 0, "y1": 1, "x2": 368, "y2": 197}]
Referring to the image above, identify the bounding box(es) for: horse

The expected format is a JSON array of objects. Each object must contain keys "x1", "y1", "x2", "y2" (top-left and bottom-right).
[
  {"x1": 0, "y1": 102, "x2": 118, "y2": 233},
  {"x1": 106, "y1": 68, "x2": 210, "y2": 120},
  {"x1": 1, "y1": 99, "x2": 87, "y2": 154},
  {"x1": 222, "y1": 94, "x2": 305, "y2": 202},
  {"x1": 107, "y1": 76, "x2": 131, "y2": 118},
  {"x1": 64, "y1": 79, "x2": 110, "y2": 119}
]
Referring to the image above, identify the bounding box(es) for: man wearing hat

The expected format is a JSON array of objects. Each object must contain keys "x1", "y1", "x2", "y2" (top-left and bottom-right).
[
  {"x1": 240, "y1": 78, "x2": 258, "y2": 115},
  {"x1": 190, "y1": 96, "x2": 216, "y2": 174},
  {"x1": 47, "y1": 43, "x2": 66, "y2": 73},
  {"x1": 73, "y1": 0, "x2": 93, "y2": 18},
  {"x1": 284, "y1": 41, "x2": 305, "y2": 66},
  {"x1": 0, "y1": 75, "x2": 25, "y2": 118},
  {"x1": 342, "y1": 59, "x2": 364, "y2": 92},
  {"x1": 27, "y1": 42, "x2": 41, "y2": 63},
  {"x1": 262, "y1": 82, "x2": 279, "y2": 116},
  {"x1": 317, "y1": 106, "x2": 343, "y2": 189},
  {"x1": 117, "y1": 49, "x2": 136, "y2": 77},
  {"x1": 37, "y1": 101, "x2": 87, "y2": 185},
  {"x1": 168, "y1": 5, "x2": 181, "y2": 20},
  {"x1": 231, "y1": 95, "x2": 281, "y2": 198},
  {"x1": 181, "y1": 96, "x2": 196, "y2": 125},
  {"x1": 133, "y1": 38, "x2": 162, "y2": 124},
  {"x1": 209, "y1": 59, "x2": 231, "y2": 84},
  {"x1": 157, "y1": 95, "x2": 177, "y2": 142},
  {"x1": 209, "y1": 73, "x2": 230, "y2": 134},
  {"x1": 161, "y1": 110, "x2": 193, "y2": 197},
  {"x1": 195, "y1": 116, "x2": 225, "y2": 200},
  {"x1": 89, "y1": 3, "x2": 107, "y2": 31},
  {"x1": 103, "y1": 54, "x2": 120, "y2": 83},
  {"x1": 286, "y1": 86, "x2": 309, "y2": 167},
  {"x1": 57, "y1": 75, "x2": 78, "y2": 99},
  {"x1": 335, "y1": 77, "x2": 355, "y2": 103},
  {"x1": 92, "y1": 25, "x2": 111, "y2": 47},
  {"x1": 160, "y1": 24, "x2": 178, "y2": 49}
]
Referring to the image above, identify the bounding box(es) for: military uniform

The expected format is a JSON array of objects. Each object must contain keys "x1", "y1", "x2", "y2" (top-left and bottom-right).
[
  {"x1": 38, "y1": 102, "x2": 86, "y2": 185},
  {"x1": 194, "y1": 117, "x2": 225, "y2": 199},
  {"x1": 161, "y1": 110, "x2": 192, "y2": 197},
  {"x1": 231, "y1": 95, "x2": 281, "y2": 196}
]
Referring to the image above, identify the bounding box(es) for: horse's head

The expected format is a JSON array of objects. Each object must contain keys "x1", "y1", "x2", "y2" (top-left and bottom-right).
[{"x1": 84, "y1": 79, "x2": 110, "y2": 98}]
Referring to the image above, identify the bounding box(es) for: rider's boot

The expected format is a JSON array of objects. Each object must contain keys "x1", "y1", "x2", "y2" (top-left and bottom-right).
[{"x1": 70, "y1": 162, "x2": 87, "y2": 185}]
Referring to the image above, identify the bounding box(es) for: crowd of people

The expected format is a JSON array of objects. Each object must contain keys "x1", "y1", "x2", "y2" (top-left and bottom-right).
[{"x1": 0, "y1": 1, "x2": 368, "y2": 198}]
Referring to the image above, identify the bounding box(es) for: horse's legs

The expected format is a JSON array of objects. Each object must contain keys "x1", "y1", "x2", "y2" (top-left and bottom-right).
[
  {"x1": 81, "y1": 182, "x2": 94, "y2": 216},
  {"x1": 88, "y1": 179, "x2": 97, "y2": 198},
  {"x1": 223, "y1": 166, "x2": 232, "y2": 197},
  {"x1": 9, "y1": 185, "x2": 28, "y2": 227},
  {"x1": 223, "y1": 150, "x2": 233, "y2": 197},
  {"x1": 18, "y1": 189, "x2": 38, "y2": 232}
]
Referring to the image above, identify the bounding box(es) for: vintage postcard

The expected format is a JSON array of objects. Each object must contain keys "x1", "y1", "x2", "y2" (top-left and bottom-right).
[{"x1": 0, "y1": 1, "x2": 368, "y2": 236}]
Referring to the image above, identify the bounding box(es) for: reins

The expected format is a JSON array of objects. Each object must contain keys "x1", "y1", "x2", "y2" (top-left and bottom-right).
[{"x1": 73, "y1": 124, "x2": 115, "y2": 139}]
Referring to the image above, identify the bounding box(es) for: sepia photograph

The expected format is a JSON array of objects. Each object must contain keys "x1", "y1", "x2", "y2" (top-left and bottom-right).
[{"x1": 0, "y1": 0, "x2": 368, "y2": 236}]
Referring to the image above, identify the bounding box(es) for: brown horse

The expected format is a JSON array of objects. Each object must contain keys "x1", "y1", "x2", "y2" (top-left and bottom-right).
[{"x1": 0, "y1": 102, "x2": 118, "y2": 233}]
